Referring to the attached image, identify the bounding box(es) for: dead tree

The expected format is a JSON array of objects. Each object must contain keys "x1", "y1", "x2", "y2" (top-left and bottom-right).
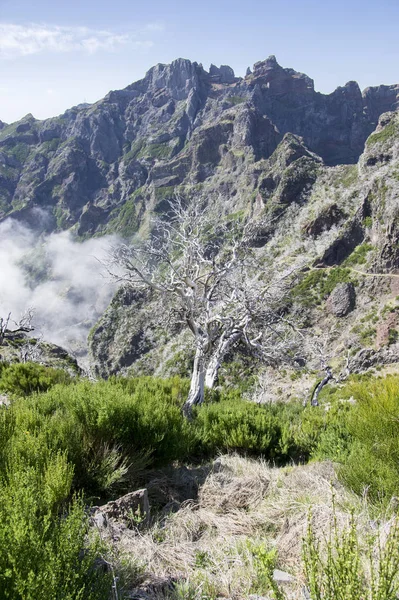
[
  {"x1": 110, "y1": 198, "x2": 299, "y2": 416},
  {"x1": 0, "y1": 309, "x2": 35, "y2": 346},
  {"x1": 0, "y1": 313, "x2": 11, "y2": 345}
]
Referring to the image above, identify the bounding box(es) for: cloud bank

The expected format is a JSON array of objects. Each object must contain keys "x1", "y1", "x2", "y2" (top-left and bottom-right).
[
  {"x1": 0, "y1": 22, "x2": 160, "y2": 59},
  {"x1": 0, "y1": 216, "x2": 118, "y2": 361}
]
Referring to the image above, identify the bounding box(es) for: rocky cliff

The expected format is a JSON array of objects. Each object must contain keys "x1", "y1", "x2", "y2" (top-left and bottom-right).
[{"x1": 1, "y1": 56, "x2": 398, "y2": 238}]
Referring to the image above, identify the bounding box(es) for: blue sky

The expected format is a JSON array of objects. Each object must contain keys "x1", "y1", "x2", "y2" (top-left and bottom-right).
[{"x1": 0, "y1": 0, "x2": 398, "y2": 123}]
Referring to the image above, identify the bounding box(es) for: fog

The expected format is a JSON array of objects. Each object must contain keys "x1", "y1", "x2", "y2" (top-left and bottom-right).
[{"x1": 0, "y1": 215, "x2": 118, "y2": 361}]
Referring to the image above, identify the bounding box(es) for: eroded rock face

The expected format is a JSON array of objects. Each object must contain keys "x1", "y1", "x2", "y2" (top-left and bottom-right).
[
  {"x1": 0, "y1": 56, "x2": 398, "y2": 233},
  {"x1": 326, "y1": 283, "x2": 356, "y2": 317}
]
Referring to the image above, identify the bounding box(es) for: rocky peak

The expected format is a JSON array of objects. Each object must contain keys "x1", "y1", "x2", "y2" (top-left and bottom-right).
[
  {"x1": 209, "y1": 64, "x2": 236, "y2": 84},
  {"x1": 143, "y1": 58, "x2": 208, "y2": 101},
  {"x1": 363, "y1": 84, "x2": 399, "y2": 124},
  {"x1": 0, "y1": 54, "x2": 398, "y2": 237},
  {"x1": 342, "y1": 80, "x2": 362, "y2": 100},
  {"x1": 251, "y1": 55, "x2": 314, "y2": 94}
]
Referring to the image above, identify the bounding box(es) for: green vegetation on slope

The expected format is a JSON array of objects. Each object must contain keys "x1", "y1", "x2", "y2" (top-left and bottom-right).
[
  {"x1": 291, "y1": 266, "x2": 355, "y2": 307},
  {"x1": 2, "y1": 362, "x2": 399, "y2": 596}
]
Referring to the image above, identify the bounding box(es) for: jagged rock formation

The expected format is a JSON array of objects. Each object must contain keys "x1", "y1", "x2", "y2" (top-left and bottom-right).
[{"x1": 0, "y1": 56, "x2": 398, "y2": 239}]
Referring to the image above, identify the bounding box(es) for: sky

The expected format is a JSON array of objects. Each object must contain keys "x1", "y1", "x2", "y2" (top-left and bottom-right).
[{"x1": 0, "y1": 0, "x2": 398, "y2": 124}]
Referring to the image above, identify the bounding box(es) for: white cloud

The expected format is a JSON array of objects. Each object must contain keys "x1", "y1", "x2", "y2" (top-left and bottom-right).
[
  {"x1": 0, "y1": 214, "x2": 118, "y2": 357},
  {"x1": 0, "y1": 23, "x2": 158, "y2": 59}
]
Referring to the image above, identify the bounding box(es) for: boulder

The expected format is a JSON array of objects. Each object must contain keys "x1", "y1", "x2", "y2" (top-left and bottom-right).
[
  {"x1": 92, "y1": 488, "x2": 150, "y2": 529},
  {"x1": 326, "y1": 283, "x2": 356, "y2": 317}
]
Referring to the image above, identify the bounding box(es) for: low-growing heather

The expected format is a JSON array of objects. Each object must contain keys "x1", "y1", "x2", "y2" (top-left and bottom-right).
[
  {"x1": 4, "y1": 361, "x2": 399, "y2": 597},
  {"x1": 338, "y1": 375, "x2": 399, "y2": 503},
  {"x1": 8, "y1": 376, "x2": 194, "y2": 497},
  {"x1": 0, "y1": 409, "x2": 111, "y2": 600},
  {"x1": 0, "y1": 362, "x2": 71, "y2": 396}
]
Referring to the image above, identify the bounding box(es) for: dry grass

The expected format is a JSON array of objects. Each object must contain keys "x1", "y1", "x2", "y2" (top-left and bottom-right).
[{"x1": 100, "y1": 455, "x2": 381, "y2": 599}]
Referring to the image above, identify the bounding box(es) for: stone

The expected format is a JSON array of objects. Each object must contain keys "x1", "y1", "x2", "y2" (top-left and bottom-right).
[
  {"x1": 273, "y1": 568, "x2": 293, "y2": 583},
  {"x1": 92, "y1": 488, "x2": 150, "y2": 529},
  {"x1": 326, "y1": 283, "x2": 356, "y2": 317}
]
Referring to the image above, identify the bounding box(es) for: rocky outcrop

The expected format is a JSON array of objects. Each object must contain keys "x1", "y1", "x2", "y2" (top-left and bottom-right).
[
  {"x1": 209, "y1": 63, "x2": 236, "y2": 84},
  {"x1": 0, "y1": 329, "x2": 81, "y2": 374},
  {"x1": 1, "y1": 56, "x2": 398, "y2": 236},
  {"x1": 92, "y1": 488, "x2": 150, "y2": 530},
  {"x1": 89, "y1": 286, "x2": 155, "y2": 378},
  {"x1": 250, "y1": 55, "x2": 314, "y2": 95}
]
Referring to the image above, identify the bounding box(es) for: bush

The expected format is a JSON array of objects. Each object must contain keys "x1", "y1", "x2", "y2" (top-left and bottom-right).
[
  {"x1": 194, "y1": 396, "x2": 312, "y2": 463},
  {"x1": 290, "y1": 267, "x2": 355, "y2": 307},
  {"x1": 269, "y1": 501, "x2": 399, "y2": 599},
  {"x1": 0, "y1": 409, "x2": 111, "y2": 599},
  {"x1": 306, "y1": 374, "x2": 399, "y2": 504},
  {"x1": 0, "y1": 362, "x2": 71, "y2": 396},
  {"x1": 8, "y1": 376, "x2": 195, "y2": 497},
  {"x1": 302, "y1": 506, "x2": 399, "y2": 600},
  {"x1": 7, "y1": 374, "x2": 337, "y2": 497},
  {"x1": 339, "y1": 375, "x2": 399, "y2": 503}
]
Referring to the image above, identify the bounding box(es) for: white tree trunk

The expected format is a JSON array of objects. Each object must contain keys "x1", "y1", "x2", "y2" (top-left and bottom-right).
[
  {"x1": 205, "y1": 353, "x2": 220, "y2": 389},
  {"x1": 183, "y1": 344, "x2": 206, "y2": 417},
  {"x1": 204, "y1": 330, "x2": 242, "y2": 390}
]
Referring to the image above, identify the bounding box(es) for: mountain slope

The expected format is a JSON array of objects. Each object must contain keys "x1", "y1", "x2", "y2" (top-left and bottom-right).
[
  {"x1": 1, "y1": 56, "x2": 399, "y2": 390},
  {"x1": 89, "y1": 110, "x2": 399, "y2": 395},
  {"x1": 0, "y1": 56, "x2": 398, "y2": 238}
]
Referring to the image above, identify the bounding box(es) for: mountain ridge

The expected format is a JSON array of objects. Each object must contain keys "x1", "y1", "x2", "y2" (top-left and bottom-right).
[{"x1": 0, "y1": 55, "x2": 398, "y2": 238}]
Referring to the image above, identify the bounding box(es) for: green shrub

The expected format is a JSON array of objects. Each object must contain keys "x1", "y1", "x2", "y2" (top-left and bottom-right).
[
  {"x1": 302, "y1": 506, "x2": 399, "y2": 600},
  {"x1": 291, "y1": 267, "x2": 355, "y2": 307},
  {"x1": 8, "y1": 376, "x2": 194, "y2": 496},
  {"x1": 270, "y1": 501, "x2": 399, "y2": 599},
  {"x1": 0, "y1": 410, "x2": 111, "y2": 599},
  {"x1": 0, "y1": 362, "x2": 71, "y2": 396},
  {"x1": 343, "y1": 243, "x2": 373, "y2": 266},
  {"x1": 249, "y1": 543, "x2": 284, "y2": 599},
  {"x1": 195, "y1": 397, "x2": 310, "y2": 462},
  {"x1": 338, "y1": 375, "x2": 399, "y2": 503},
  {"x1": 310, "y1": 374, "x2": 399, "y2": 504},
  {"x1": 227, "y1": 96, "x2": 245, "y2": 105}
]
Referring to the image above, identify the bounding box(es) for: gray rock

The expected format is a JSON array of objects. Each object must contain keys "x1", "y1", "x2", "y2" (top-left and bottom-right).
[
  {"x1": 92, "y1": 511, "x2": 107, "y2": 529},
  {"x1": 273, "y1": 568, "x2": 293, "y2": 582},
  {"x1": 209, "y1": 64, "x2": 235, "y2": 83},
  {"x1": 1, "y1": 55, "x2": 398, "y2": 235},
  {"x1": 326, "y1": 283, "x2": 356, "y2": 317},
  {"x1": 93, "y1": 488, "x2": 150, "y2": 529},
  {"x1": 350, "y1": 345, "x2": 399, "y2": 373}
]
